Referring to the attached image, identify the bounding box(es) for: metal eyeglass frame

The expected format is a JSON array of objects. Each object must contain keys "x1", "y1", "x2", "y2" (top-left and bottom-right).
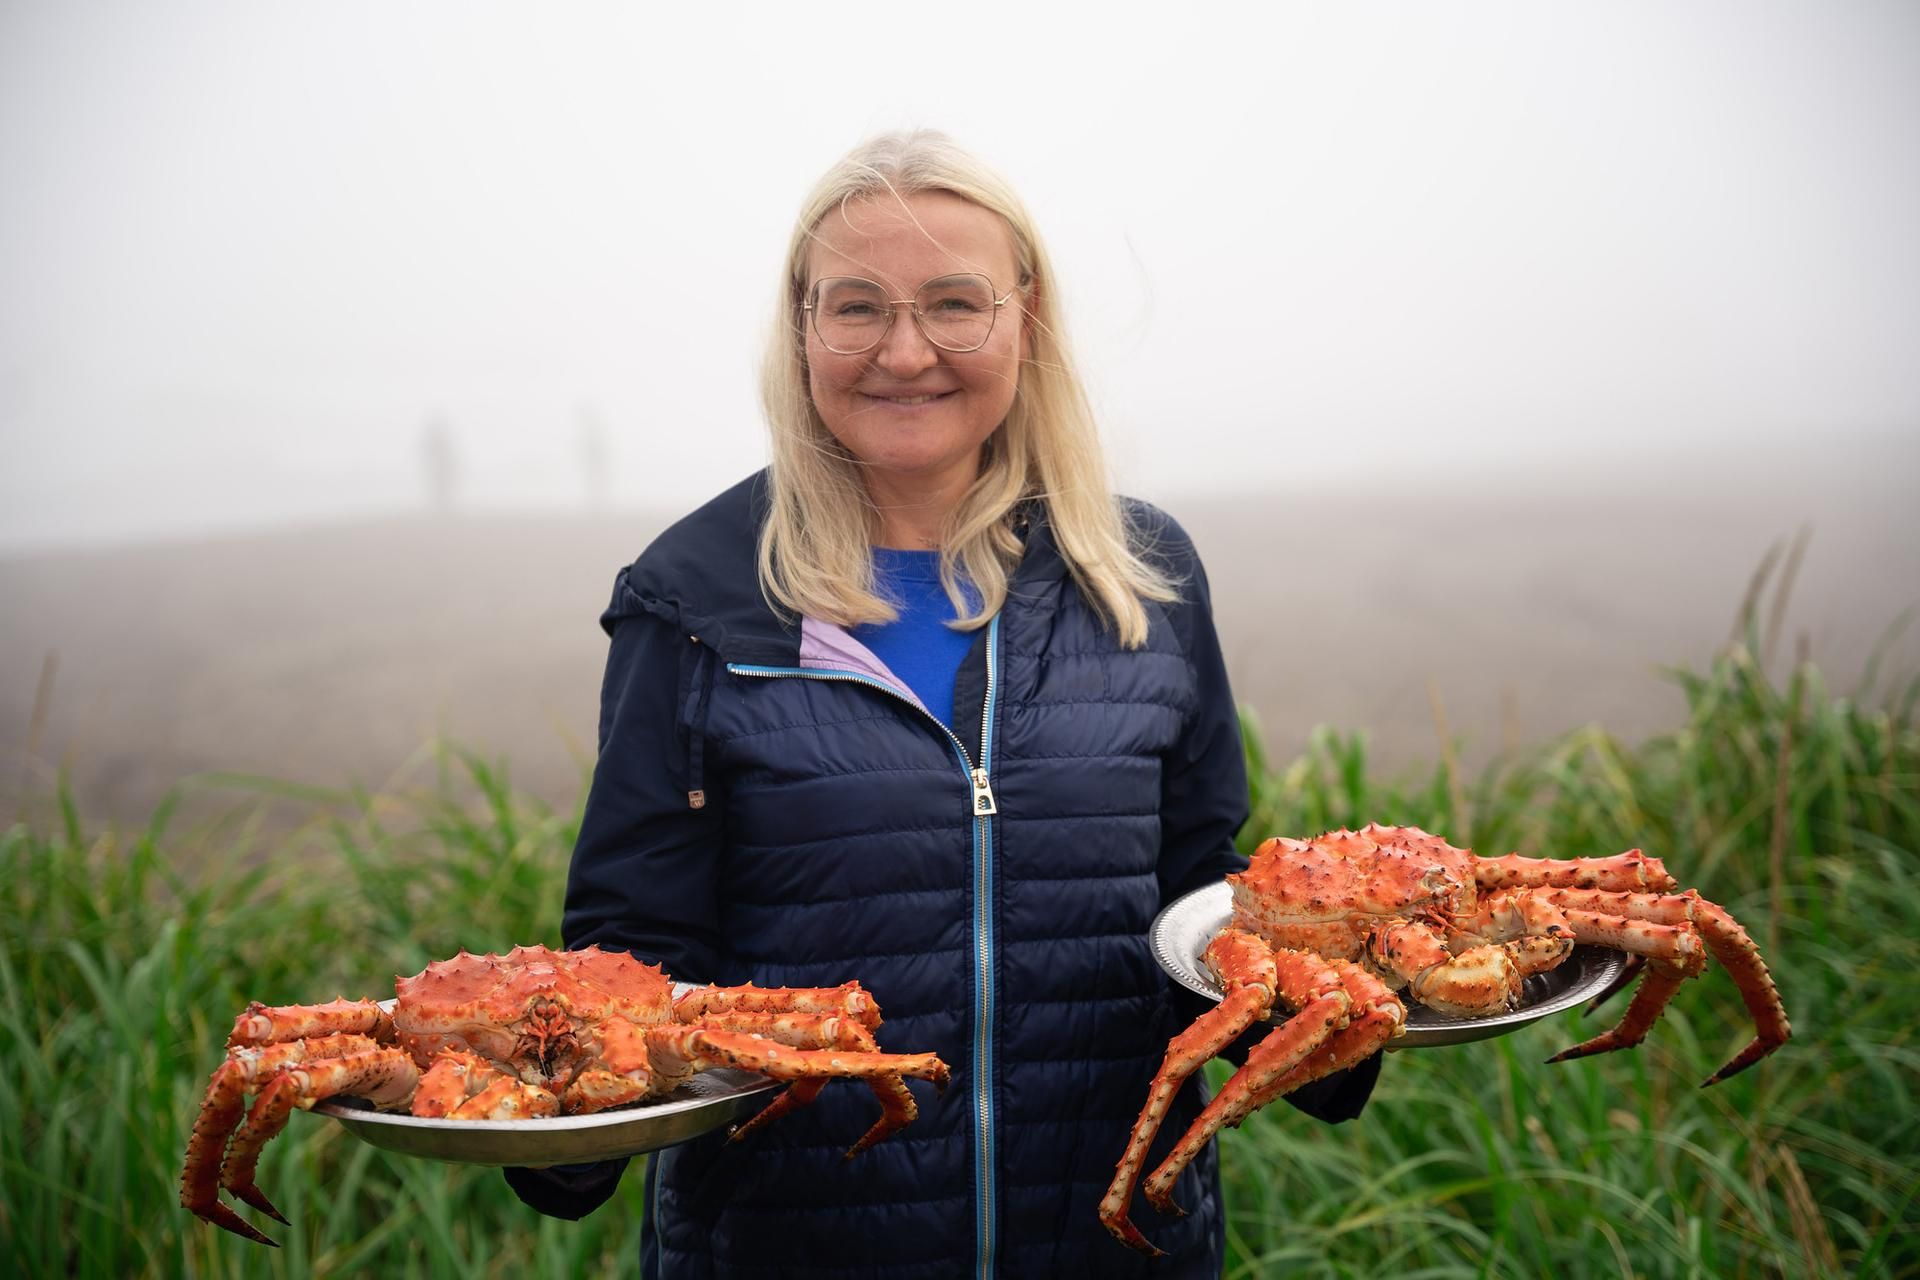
[{"x1": 802, "y1": 272, "x2": 1018, "y2": 354}]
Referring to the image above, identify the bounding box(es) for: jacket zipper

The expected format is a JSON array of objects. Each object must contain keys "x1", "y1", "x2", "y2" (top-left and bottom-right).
[{"x1": 726, "y1": 613, "x2": 1001, "y2": 1277}]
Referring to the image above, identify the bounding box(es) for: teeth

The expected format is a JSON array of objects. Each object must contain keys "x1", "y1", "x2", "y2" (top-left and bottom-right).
[{"x1": 877, "y1": 394, "x2": 940, "y2": 405}]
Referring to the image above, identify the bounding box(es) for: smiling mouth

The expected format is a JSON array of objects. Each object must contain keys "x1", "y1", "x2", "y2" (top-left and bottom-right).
[{"x1": 864, "y1": 391, "x2": 954, "y2": 406}]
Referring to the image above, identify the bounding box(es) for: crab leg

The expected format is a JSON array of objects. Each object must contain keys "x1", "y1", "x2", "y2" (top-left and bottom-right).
[
  {"x1": 179, "y1": 1033, "x2": 385, "y2": 1245},
  {"x1": 412, "y1": 1048, "x2": 490, "y2": 1117},
  {"x1": 844, "y1": 1073, "x2": 922, "y2": 1157},
  {"x1": 560, "y1": 1016, "x2": 659, "y2": 1113},
  {"x1": 621, "y1": 1024, "x2": 951, "y2": 1151},
  {"x1": 564, "y1": 1005, "x2": 936, "y2": 1152},
  {"x1": 1549, "y1": 959, "x2": 1696, "y2": 1064},
  {"x1": 692, "y1": 1009, "x2": 877, "y2": 1043},
  {"x1": 1097, "y1": 929, "x2": 1282, "y2": 1254},
  {"x1": 1467, "y1": 853, "x2": 1672, "y2": 1008},
  {"x1": 645, "y1": 1025, "x2": 947, "y2": 1084},
  {"x1": 1137, "y1": 959, "x2": 1401, "y2": 1220},
  {"x1": 675, "y1": 982, "x2": 881, "y2": 1030},
  {"x1": 1473, "y1": 849, "x2": 1678, "y2": 894},
  {"x1": 1537, "y1": 887, "x2": 1791, "y2": 1084},
  {"x1": 219, "y1": 1049, "x2": 418, "y2": 1231},
  {"x1": 414, "y1": 1049, "x2": 559, "y2": 1119},
  {"x1": 729, "y1": 1077, "x2": 829, "y2": 1144},
  {"x1": 1366, "y1": 917, "x2": 1520, "y2": 1017},
  {"x1": 183, "y1": 1043, "x2": 415, "y2": 1246},
  {"x1": 697, "y1": 1011, "x2": 924, "y2": 1156},
  {"x1": 449, "y1": 1075, "x2": 560, "y2": 1120},
  {"x1": 1232, "y1": 997, "x2": 1399, "y2": 1120},
  {"x1": 1448, "y1": 889, "x2": 1578, "y2": 979},
  {"x1": 225, "y1": 997, "x2": 393, "y2": 1048},
  {"x1": 666, "y1": 985, "x2": 907, "y2": 1145}
]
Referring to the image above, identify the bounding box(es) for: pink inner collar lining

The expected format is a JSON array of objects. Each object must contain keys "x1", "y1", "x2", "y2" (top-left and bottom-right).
[{"x1": 798, "y1": 616, "x2": 930, "y2": 716}]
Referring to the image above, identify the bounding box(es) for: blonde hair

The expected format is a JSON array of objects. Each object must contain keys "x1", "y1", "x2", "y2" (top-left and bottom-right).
[{"x1": 756, "y1": 129, "x2": 1179, "y2": 649}]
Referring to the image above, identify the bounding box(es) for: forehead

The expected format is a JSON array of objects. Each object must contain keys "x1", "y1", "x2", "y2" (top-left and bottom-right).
[{"x1": 805, "y1": 190, "x2": 1017, "y2": 291}]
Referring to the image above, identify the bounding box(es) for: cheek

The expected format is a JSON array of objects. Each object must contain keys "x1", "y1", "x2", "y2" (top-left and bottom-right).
[
  {"x1": 806, "y1": 351, "x2": 860, "y2": 413},
  {"x1": 959, "y1": 341, "x2": 1024, "y2": 406},
  {"x1": 806, "y1": 358, "x2": 887, "y2": 455}
]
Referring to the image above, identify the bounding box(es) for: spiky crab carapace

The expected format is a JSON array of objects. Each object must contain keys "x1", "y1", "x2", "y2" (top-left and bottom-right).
[
  {"x1": 1100, "y1": 824, "x2": 1792, "y2": 1254},
  {"x1": 181, "y1": 944, "x2": 950, "y2": 1246}
]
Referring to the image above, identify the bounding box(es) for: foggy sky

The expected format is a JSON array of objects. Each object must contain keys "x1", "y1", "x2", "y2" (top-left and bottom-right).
[{"x1": 3, "y1": 2, "x2": 1917, "y2": 550}]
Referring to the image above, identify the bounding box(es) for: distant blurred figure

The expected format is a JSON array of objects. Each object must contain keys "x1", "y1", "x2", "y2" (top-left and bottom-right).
[
  {"x1": 419, "y1": 411, "x2": 458, "y2": 514},
  {"x1": 577, "y1": 404, "x2": 610, "y2": 510}
]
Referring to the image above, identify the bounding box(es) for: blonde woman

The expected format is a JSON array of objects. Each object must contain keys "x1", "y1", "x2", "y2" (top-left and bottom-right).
[{"x1": 507, "y1": 131, "x2": 1376, "y2": 1278}]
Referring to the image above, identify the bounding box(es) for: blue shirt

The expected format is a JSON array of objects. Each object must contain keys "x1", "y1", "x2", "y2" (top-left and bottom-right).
[{"x1": 850, "y1": 547, "x2": 979, "y2": 728}]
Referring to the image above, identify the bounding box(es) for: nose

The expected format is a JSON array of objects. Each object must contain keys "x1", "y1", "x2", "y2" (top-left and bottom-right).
[{"x1": 871, "y1": 303, "x2": 940, "y2": 378}]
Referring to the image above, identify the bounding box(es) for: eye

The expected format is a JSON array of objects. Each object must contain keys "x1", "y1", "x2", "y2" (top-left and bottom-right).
[
  {"x1": 813, "y1": 279, "x2": 888, "y2": 320},
  {"x1": 916, "y1": 276, "x2": 996, "y2": 315}
]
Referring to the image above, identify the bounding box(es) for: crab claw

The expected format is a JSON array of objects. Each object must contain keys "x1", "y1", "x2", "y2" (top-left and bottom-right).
[
  {"x1": 181, "y1": 1042, "x2": 417, "y2": 1247},
  {"x1": 226, "y1": 1178, "x2": 290, "y2": 1227},
  {"x1": 191, "y1": 1199, "x2": 280, "y2": 1248}
]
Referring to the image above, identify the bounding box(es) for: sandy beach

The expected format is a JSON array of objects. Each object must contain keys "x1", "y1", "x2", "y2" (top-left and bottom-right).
[{"x1": 4, "y1": 442, "x2": 1915, "y2": 832}]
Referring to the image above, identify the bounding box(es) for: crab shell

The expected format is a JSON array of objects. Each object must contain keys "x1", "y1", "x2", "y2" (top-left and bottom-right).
[
  {"x1": 391, "y1": 944, "x2": 673, "y2": 1090},
  {"x1": 1229, "y1": 825, "x2": 1480, "y2": 959}
]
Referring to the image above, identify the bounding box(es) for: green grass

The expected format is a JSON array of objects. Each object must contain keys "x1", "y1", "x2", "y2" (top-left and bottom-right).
[
  {"x1": 4, "y1": 632, "x2": 1915, "y2": 1277},
  {"x1": 1222, "y1": 636, "x2": 1919, "y2": 1279}
]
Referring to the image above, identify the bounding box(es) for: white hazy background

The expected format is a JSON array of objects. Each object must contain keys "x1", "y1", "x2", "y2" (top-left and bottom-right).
[
  {"x1": 5, "y1": 1, "x2": 1916, "y2": 546},
  {"x1": 3, "y1": 2, "x2": 1917, "y2": 824}
]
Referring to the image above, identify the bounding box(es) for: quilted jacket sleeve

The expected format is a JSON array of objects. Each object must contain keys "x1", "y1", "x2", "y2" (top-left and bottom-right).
[
  {"x1": 1155, "y1": 537, "x2": 1251, "y2": 903},
  {"x1": 1156, "y1": 522, "x2": 1382, "y2": 1124},
  {"x1": 506, "y1": 575, "x2": 729, "y2": 1221},
  {"x1": 560, "y1": 577, "x2": 727, "y2": 976}
]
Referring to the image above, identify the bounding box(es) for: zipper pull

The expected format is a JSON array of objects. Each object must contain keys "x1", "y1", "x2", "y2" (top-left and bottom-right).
[{"x1": 970, "y1": 768, "x2": 997, "y2": 817}]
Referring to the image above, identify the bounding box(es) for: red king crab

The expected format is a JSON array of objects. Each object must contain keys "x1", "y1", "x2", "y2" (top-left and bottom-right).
[
  {"x1": 1100, "y1": 824, "x2": 1792, "y2": 1254},
  {"x1": 181, "y1": 944, "x2": 950, "y2": 1246}
]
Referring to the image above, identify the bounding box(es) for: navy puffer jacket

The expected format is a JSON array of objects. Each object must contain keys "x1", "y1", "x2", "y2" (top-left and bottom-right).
[{"x1": 506, "y1": 473, "x2": 1375, "y2": 1278}]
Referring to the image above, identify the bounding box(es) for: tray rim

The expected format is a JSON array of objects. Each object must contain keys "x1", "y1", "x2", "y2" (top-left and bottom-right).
[
  {"x1": 310, "y1": 990, "x2": 783, "y2": 1162},
  {"x1": 1150, "y1": 880, "x2": 1628, "y2": 1049},
  {"x1": 312, "y1": 1069, "x2": 781, "y2": 1135}
]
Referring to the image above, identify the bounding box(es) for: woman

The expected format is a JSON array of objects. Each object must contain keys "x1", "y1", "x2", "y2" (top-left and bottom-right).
[{"x1": 507, "y1": 131, "x2": 1376, "y2": 1278}]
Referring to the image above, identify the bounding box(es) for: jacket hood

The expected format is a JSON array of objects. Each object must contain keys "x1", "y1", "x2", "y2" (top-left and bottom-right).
[
  {"x1": 603, "y1": 472, "x2": 797, "y2": 664},
  {"x1": 604, "y1": 470, "x2": 1078, "y2": 664}
]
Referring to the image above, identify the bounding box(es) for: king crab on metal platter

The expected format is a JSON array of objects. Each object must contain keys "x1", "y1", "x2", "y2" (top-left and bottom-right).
[
  {"x1": 180, "y1": 944, "x2": 950, "y2": 1246},
  {"x1": 1099, "y1": 824, "x2": 1792, "y2": 1254}
]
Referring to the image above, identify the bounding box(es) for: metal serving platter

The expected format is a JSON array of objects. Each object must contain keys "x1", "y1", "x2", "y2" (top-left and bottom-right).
[
  {"x1": 1151, "y1": 882, "x2": 1627, "y2": 1049},
  {"x1": 313, "y1": 995, "x2": 781, "y2": 1168}
]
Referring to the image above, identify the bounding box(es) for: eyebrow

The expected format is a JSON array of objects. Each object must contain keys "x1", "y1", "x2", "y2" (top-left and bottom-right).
[{"x1": 811, "y1": 272, "x2": 989, "y2": 292}]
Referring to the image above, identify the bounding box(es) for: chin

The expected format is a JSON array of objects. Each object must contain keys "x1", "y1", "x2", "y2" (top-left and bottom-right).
[{"x1": 862, "y1": 447, "x2": 976, "y2": 478}]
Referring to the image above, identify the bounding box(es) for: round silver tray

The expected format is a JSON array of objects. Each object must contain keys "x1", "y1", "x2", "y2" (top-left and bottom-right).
[
  {"x1": 313, "y1": 996, "x2": 781, "y2": 1168},
  {"x1": 1152, "y1": 882, "x2": 1628, "y2": 1049}
]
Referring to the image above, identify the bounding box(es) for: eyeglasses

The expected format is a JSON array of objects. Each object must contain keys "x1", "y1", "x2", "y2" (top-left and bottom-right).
[{"x1": 803, "y1": 273, "x2": 1017, "y2": 354}]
